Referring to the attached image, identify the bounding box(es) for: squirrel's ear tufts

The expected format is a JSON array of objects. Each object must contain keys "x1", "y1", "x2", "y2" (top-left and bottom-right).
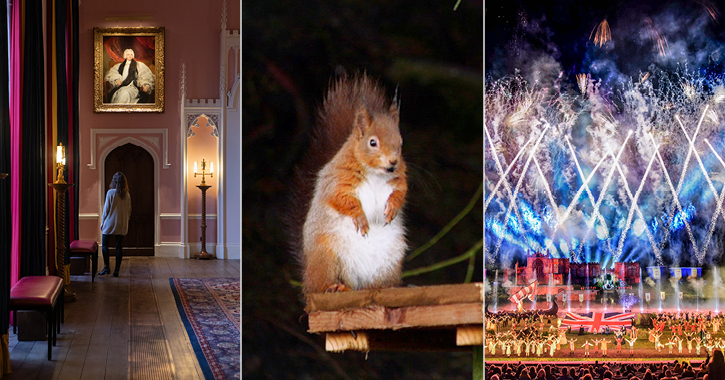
[
  {"x1": 354, "y1": 105, "x2": 372, "y2": 136},
  {"x1": 390, "y1": 86, "x2": 400, "y2": 122}
]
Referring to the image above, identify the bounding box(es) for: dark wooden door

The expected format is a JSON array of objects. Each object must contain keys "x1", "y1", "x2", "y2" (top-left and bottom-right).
[{"x1": 104, "y1": 143, "x2": 154, "y2": 256}]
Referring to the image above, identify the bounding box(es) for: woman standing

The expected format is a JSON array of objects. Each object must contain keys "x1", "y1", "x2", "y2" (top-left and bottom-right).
[{"x1": 99, "y1": 172, "x2": 132, "y2": 277}]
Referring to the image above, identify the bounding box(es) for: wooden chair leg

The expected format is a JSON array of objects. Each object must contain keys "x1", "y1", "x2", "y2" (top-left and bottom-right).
[
  {"x1": 60, "y1": 285, "x2": 65, "y2": 324},
  {"x1": 52, "y1": 308, "x2": 57, "y2": 346},
  {"x1": 92, "y1": 250, "x2": 98, "y2": 282},
  {"x1": 47, "y1": 310, "x2": 53, "y2": 360},
  {"x1": 55, "y1": 300, "x2": 64, "y2": 334}
]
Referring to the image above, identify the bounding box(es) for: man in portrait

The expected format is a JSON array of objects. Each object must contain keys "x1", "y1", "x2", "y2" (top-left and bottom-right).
[{"x1": 104, "y1": 48, "x2": 155, "y2": 104}]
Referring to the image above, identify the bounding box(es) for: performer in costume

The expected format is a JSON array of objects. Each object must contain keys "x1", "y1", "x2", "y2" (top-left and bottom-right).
[
  {"x1": 569, "y1": 338, "x2": 577, "y2": 355},
  {"x1": 696, "y1": 338, "x2": 702, "y2": 355},
  {"x1": 488, "y1": 338, "x2": 498, "y2": 355},
  {"x1": 548, "y1": 339, "x2": 556, "y2": 357},
  {"x1": 593, "y1": 338, "x2": 602, "y2": 353},
  {"x1": 600, "y1": 338, "x2": 610, "y2": 357},
  {"x1": 536, "y1": 339, "x2": 545, "y2": 357},
  {"x1": 515, "y1": 339, "x2": 523, "y2": 356},
  {"x1": 582, "y1": 340, "x2": 593, "y2": 358},
  {"x1": 559, "y1": 328, "x2": 567, "y2": 346},
  {"x1": 665, "y1": 336, "x2": 677, "y2": 354},
  {"x1": 615, "y1": 335, "x2": 624, "y2": 353}
]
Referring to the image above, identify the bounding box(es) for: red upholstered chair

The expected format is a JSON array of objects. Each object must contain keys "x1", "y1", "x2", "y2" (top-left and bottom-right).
[
  {"x1": 69, "y1": 240, "x2": 99, "y2": 282},
  {"x1": 9, "y1": 276, "x2": 64, "y2": 360}
]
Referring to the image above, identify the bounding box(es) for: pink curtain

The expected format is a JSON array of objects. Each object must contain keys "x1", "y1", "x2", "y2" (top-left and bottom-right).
[{"x1": 10, "y1": 0, "x2": 23, "y2": 289}]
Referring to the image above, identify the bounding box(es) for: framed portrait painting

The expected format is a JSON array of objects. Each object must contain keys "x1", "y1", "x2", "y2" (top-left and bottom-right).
[{"x1": 94, "y1": 27, "x2": 165, "y2": 113}]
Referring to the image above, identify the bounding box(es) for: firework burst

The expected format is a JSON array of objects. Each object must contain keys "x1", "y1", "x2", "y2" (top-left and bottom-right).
[
  {"x1": 590, "y1": 19, "x2": 612, "y2": 47},
  {"x1": 577, "y1": 73, "x2": 590, "y2": 96},
  {"x1": 640, "y1": 72, "x2": 651, "y2": 85},
  {"x1": 691, "y1": 0, "x2": 721, "y2": 22},
  {"x1": 645, "y1": 18, "x2": 670, "y2": 58}
]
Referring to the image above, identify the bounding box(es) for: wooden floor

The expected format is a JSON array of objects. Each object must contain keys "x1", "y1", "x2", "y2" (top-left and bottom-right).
[{"x1": 4, "y1": 257, "x2": 240, "y2": 380}]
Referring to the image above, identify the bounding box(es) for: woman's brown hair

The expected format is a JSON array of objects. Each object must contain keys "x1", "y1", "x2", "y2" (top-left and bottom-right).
[{"x1": 110, "y1": 172, "x2": 129, "y2": 199}]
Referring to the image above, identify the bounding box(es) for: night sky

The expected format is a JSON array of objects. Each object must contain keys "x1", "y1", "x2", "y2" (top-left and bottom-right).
[{"x1": 486, "y1": 0, "x2": 725, "y2": 87}]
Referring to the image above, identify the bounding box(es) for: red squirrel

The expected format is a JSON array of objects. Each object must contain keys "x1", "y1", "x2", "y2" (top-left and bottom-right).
[{"x1": 300, "y1": 74, "x2": 407, "y2": 294}]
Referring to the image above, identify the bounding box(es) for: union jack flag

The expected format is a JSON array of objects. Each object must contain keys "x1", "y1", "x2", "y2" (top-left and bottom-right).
[
  {"x1": 560, "y1": 311, "x2": 634, "y2": 333},
  {"x1": 509, "y1": 280, "x2": 537, "y2": 304}
]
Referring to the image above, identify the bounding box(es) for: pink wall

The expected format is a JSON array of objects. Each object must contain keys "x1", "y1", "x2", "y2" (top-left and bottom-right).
[{"x1": 78, "y1": 0, "x2": 239, "y2": 250}]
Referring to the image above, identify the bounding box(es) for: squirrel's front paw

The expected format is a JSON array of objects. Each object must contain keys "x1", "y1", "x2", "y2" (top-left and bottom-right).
[
  {"x1": 384, "y1": 202, "x2": 399, "y2": 225},
  {"x1": 325, "y1": 283, "x2": 351, "y2": 293},
  {"x1": 353, "y1": 214, "x2": 369, "y2": 236}
]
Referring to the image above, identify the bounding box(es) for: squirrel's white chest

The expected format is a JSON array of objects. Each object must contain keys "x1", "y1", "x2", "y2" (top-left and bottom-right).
[{"x1": 355, "y1": 173, "x2": 393, "y2": 224}]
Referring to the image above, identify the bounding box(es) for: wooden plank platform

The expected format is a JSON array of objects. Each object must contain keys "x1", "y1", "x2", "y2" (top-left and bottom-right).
[{"x1": 306, "y1": 282, "x2": 483, "y2": 352}]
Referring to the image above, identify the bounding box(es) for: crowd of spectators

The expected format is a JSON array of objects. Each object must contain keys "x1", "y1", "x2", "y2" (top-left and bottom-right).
[{"x1": 485, "y1": 349, "x2": 725, "y2": 380}]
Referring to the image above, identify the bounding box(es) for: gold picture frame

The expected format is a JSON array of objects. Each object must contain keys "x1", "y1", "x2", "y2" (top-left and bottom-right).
[{"x1": 93, "y1": 27, "x2": 165, "y2": 113}]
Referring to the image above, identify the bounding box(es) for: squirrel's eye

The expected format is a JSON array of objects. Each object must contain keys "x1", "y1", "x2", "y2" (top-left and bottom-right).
[{"x1": 369, "y1": 138, "x2": 378, "y2": 147}]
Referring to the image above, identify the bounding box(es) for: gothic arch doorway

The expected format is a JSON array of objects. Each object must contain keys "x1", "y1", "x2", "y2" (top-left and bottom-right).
[{"x1": 104, "y1": 143, "x2": 155, "y2": 256}]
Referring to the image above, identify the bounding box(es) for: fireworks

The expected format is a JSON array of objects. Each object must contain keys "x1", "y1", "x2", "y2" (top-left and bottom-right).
[
  {"x1": 682, "y1": 82, "x2": 697, "y2": 100},
  {"x1": 621, "y1": 294, "x2": 640, "y2": 310},
  {"x1": 589, "y1": 19, "x2": 611, "y2": 47},
  {"x1": 645, "y1": 18, "x2": 670, "y2": 58},
  {"x1": 691, "y1": 0, "x2": 721, "y2": 22},
  {"x1": 485, "y1": 69, "x2": 725, "y2": 268},
  {"x1": 640, "y1": 72, "x2": 651, "y2": 85},
  {"x1": 577, "y1": 73, "x2": 589, "y2": 95}
]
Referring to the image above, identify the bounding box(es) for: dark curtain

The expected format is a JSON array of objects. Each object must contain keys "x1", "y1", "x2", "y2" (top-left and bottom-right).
[
  {"x1": 0, "y1": 0, "x2": 12, "y2": 331},
  {"x1": 20, "y1": 0, "x2": 46, "y2": 277}
]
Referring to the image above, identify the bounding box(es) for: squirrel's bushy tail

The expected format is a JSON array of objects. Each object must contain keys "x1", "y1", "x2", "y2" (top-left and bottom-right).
[{"x1": 287, "y1": 72, "x2": 391, "y2": 268}]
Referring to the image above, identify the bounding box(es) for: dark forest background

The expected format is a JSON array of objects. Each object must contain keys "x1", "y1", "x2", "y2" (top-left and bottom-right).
[{"x1": 242, "y1": 1, "x2": 483, "y2": 379}]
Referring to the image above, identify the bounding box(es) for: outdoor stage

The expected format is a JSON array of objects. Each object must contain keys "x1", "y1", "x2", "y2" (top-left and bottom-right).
[{"x1": 485, "y1": 300, "x2": 724, "y2": 362}]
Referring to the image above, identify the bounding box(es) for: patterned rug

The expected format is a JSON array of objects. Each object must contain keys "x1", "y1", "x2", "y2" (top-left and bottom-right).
[{"x1": 170, "y1": 278, "x2": 240, "y2": 379}]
